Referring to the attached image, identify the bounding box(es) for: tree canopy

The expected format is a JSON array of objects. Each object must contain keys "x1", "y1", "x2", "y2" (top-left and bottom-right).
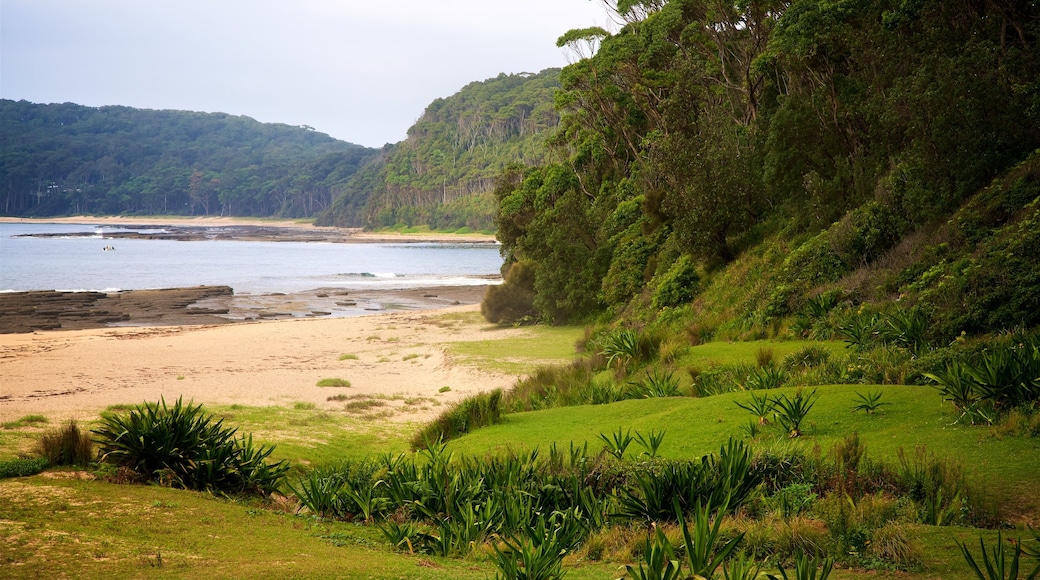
[
  {"x1": 317, "y1": 69, "x2": 563, "y2": 230},
  {"x1": 491, "y1": 0, "x2": 1040, "y2": 326},
  {"x1": 0, "y1": 100, "x2": 376, "y2": 217}
]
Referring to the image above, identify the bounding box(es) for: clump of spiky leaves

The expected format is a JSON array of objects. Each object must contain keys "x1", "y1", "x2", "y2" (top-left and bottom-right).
[
  {"x1": 602, "y1": 328, "x2": 642, "y2": 371},
  {"x1": 35, "y1": 419, "x2": 93, "y2": 467},
  {"x1": 958, "y1": 530, "x2": 1040, "y2": 580},
  {"x1": 852, "y1": 390, "x2": 890, "y2": 414},
  {"x1": 93, "y1": 397, "x2": 288, "y2": 496},
  {"x1": 736, "y1": 391, "x2": 776, "y2": 425},
  {"x1": 628, "y1": 369, "x2": 681, "y2": 398},
  {"x1": 765, "y1": 552, "x2": 834, "y2": 580},
  {"x1": 926, "y1": 337, "x2": 1040, "y2": 424},
  {"x1": 773, "y1": 389, "x2": 819, "y2": 438},
  {"x1": 491, "y1": 510, "x2": 584, "y2": 580}
]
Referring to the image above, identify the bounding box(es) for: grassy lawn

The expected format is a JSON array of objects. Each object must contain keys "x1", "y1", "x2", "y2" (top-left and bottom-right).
[
  {"x1": 448, "y1": 384, "x2": 1040, "y2": 517},
  {"x1": 447, "y1": 325, "x2": 585, "y2": 375}
]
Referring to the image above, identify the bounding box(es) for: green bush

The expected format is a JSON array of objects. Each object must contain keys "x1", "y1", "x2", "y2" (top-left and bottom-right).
[
  {"x1": 93, "y1": 397, "x2": 288, "y2": 496},
  {"x1": 482, "y1": 260, "x2": 539, "y2": 325},
  {"x1": 652, "y1": 255, "x2": 700, "y2": 309},
  {"x1": 35, "y1": 420, "x2": 93, "y2": 467},
  {"x1": 0, "y1": 457, "x2": 49, "y2": 479},
  {"x1": 828, "y1": 201, "x2": 903, "y2": 267}
]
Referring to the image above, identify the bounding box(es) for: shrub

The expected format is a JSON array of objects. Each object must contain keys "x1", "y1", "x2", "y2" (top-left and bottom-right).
[
  {"x1": 482, "y1": 260, "x2": 538, "y2": 325},
  {"x1": 651, "y1": 255, "x2": 700, "y2": 309},
  {"x1": 288, "y1": 459, "x2": 383, "y2": 520},
  {"x1": 93, "y1": 397, "x2": 289, "y2": 496},
  {"x1": 627, "y1": 369, "x2": 681, "y2": 398},
  {"x1": 35, "y1": 420, "x2": 93, "y2": 467},
  {"x1": 869, "y1": 523, "x2": 923, "y2": 568},
  {"x1": 783, "y1": 346, "x2": 831, "y2": 370},
  {"x1": 829, "y1": 201, "x2": 903, "y2": 267},
  {"x1": 0, "y1": 457, "x2": 49, "y2": 479},
  {"x1": 926, "y1": 336, "x2": 1040, "y2": 423}
]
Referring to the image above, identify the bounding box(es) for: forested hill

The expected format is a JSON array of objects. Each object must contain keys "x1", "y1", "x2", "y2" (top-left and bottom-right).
[
  {"x1": 316, "y1": 69, "x2": 561, "y2": 230},
  {"x1": 485, "y1": 0, "x2": 1040, "y2": 339},
  {"x1": 0, "y1": 100, "x2": 377, "y2": 217}
]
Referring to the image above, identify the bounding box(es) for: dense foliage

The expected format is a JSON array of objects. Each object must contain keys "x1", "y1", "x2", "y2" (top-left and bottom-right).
[
  {"x1": 93, "y1": 397, "x2": 288, "y2": 496},
  {"x1": 491, "y1": 0, "x2": 1040, "y2": 330},
  {"x1": 0, "y1": 99, "x2": 376, "y2": 217},
  {"x1": 318, "y1": 69, "x2": 562, "y2": 229}
]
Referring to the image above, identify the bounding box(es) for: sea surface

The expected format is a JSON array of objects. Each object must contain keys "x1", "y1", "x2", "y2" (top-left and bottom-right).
[{"x1": 0, "y1": 222, "x2": 504, "y2": 294}]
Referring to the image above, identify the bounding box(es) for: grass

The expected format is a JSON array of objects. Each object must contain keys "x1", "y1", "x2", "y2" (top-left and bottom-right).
[
  {"x1": 448, "y1": 325, "x2": 585, "y2": 374},
  {"x1": 679, "y1": 339, "x2": 847, "y2": 369},
  {"x1": 446, "y1": 384, "x2": 1040, "y2": 517},
  {"x1": 338, "y1": 353, "x2": 359, "y2": 361},
  {"x1": 316, "y1": 378, "x2": 352, "y2": 388},
  {"x1": 1, "y1": 414, "x2": 49, "y2": 429}
]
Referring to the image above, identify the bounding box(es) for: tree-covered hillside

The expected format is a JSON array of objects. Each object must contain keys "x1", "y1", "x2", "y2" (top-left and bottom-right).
[
  {"x1": 0, "y1": 100, "x2": 377, "y2": 217},
  {"x1": 487, "y1": 0, "x2": 1040, "y2": 339},
  {"x1": 317, "y1": 69, "x2": 562, "y2": 230}
]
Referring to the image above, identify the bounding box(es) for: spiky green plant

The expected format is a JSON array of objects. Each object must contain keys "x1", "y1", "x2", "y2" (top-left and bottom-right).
[
  {"x1": 744, "y1": 365, "x2": 790, "y2": 390},
  {"x1": 625, "y1": 527, "x2": 682, "y2": 580},
  {"x1": 635, "y1": 429, "x2": 666, "y2": 459},
  {"x1": 765, "y1": 552, "x2": 834, "y2": 580},
  {"x1": 599, "y1": 427, "x2": 635, "y2": 459},
  {"x1": 677, "y1": 497, "x2": 745, "y2": 579},
  {"x1": 958, "y1": 530, "x2": 1040, "y2": 580},
  {"x1": 93, "y1": 397, "x2": 287, "y2": 496},
  {"x1": 773, "y1": 389, "x2": 819, "y2": 438},
  {"x1": 724, "y1": 552, "x2": 764, "y2": 580},
  {"x1": 628, "y1": 369, "x2": 681, "y2": 398},
  {"x1": 736, "y1": 391, "x2": 776, "y2": 425},
  {"x1": 602, "y1": 328, "x2": 641, "y2": 371},
  {"x1": 852, "y1": 390, "x2": 890, "y2": 414}
]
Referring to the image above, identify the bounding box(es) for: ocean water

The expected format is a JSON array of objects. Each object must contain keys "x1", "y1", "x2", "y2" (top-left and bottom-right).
[{"x1": 0, "y1": 222, "x2": 504, "y2": 294}]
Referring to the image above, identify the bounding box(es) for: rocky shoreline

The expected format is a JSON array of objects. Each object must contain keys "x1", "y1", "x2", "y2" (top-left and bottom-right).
[{"x1": 0, "y1": 284, "x2": 491, "y2": 334}]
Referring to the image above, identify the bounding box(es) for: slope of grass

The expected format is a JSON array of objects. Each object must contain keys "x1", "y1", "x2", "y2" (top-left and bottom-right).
[
  {"x1": 0, "y1": 474, "x2": 624, "y2": 579},
  {"x1": 446, "y1": 384, "x2": 1040, "y2": 517},
  {"x1": 679, "y1": 339, "x2": 847, "y2": 368},
  {"x1": 448, "y1": 325, "x2": 585, "y2": 374}
]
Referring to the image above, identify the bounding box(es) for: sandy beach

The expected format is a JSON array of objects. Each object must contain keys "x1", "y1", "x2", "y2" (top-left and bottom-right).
[{"x1": 0, "y1": 303, "x2": 525, "y2": 425}]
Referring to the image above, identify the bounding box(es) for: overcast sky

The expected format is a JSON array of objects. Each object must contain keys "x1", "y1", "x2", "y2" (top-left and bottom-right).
[{"x1": 1, "y1": 1, "x2": 613, "y2": 148}]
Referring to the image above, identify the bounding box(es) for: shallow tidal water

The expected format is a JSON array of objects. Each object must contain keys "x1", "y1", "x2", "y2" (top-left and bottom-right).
[{"x1": 0, "y1": 222, "x2": 503, "y2": 294}]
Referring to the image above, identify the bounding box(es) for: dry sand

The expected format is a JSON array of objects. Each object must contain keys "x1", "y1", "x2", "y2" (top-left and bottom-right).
[{"x1": 0, "y1": 304, "x2": 527, "y2": 424}]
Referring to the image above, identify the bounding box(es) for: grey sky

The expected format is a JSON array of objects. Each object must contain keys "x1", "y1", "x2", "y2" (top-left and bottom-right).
[{"x1": 1, "y1": 1, "x2": 612, "y2": 148}]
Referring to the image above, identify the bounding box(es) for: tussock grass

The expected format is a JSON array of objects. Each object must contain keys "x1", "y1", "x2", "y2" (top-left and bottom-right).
[
  {"x1": 35, "y1": 420, "x2": 93, "y2": 467},
  {"x1": 316, "y1": 378, "x2": 352, "y2": 388}
]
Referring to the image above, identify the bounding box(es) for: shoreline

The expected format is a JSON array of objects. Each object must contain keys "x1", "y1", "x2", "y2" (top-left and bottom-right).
[
  {"x1": 0, "y1": 284, "x2": 493, "y2": 334},
  {"x1": 0, "y1": 215, "x2": 498, "y2": 244}
]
